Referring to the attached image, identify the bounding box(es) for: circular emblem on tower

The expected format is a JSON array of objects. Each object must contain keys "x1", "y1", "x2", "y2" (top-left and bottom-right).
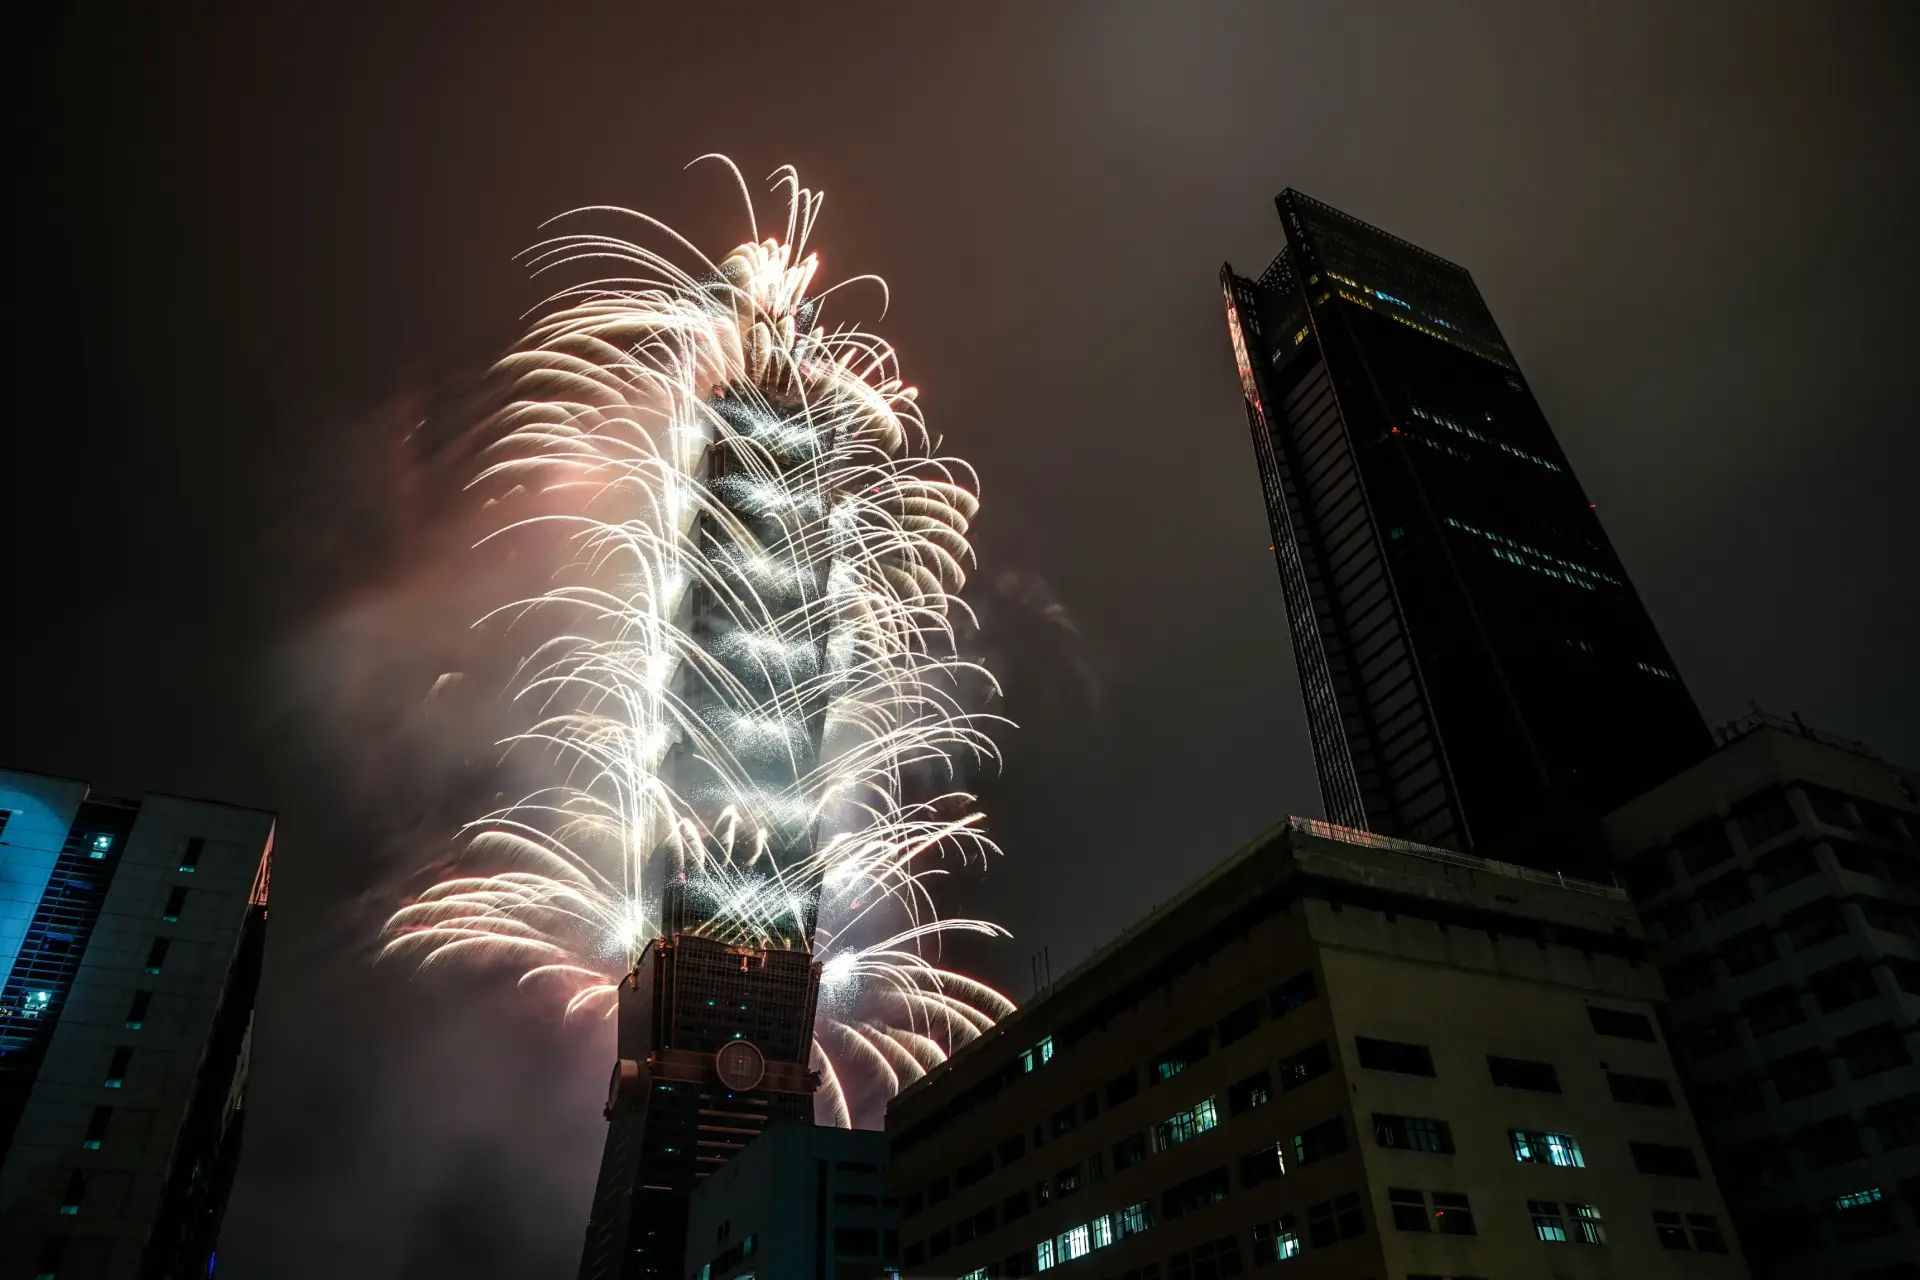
[{"x1": 715, "y1": 1039, "x2": 766, "y2": 1092}]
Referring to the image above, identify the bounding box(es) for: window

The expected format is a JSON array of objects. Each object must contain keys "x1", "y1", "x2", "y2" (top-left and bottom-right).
[
  {"x1": 1389, "y1": 1187, "x2": 1430, "y2": 1232},
  {"x1": 1868, "y1": 1094, "x2": 1920, "y2": 1150},
  {"x1": 1354, "y1": 1036, "x2": 1434, "y2": 1076},
  {"x1": 1700, "y1": 1075, "x2": 1766, "y2": 1122},
  {"x1": 1510, "y1": 1129, "x2": 1585, "y2": 1167},
  {"x1": 1115, "y1": 1200, "x2": 1151, "y2": 1238},
  {"x1": 1769, "y1": 1048, "x2": 1833, "y2": 1100},
  {"x1": 1003, "y1": 1189, "x2": 1030, "y2": 1222},
  {"x1": 1679, "y1": 1014, "x2": 1740, "y2": 1058},
  {"x1": 1744, "y1": 986, "x2": 1805, "y2": 1036},
  {"x1": 834, "y1": 1227, "x2": 879, "y2": 1257},
  {"x1": 1055, "y1": 1165, "x2": 1081, "y2": 1198},
  {"x1": 1306, "y1": 1192, "x2": 1365, "y2": 1246},
  {"x1": 1860, "y1": 899, "x2": 1916, "y2": 937},
  {"x1": 1654, "y1": 1211, "x2": 1729, "y2": 1252},
  {"x1": 834, "y1": 1159, "x2": 877, "y2": 1173},
  {"x1": 1082, "y1": 1092, "x2": 1099, "y2": 1122},
  {"x1": 105, "y1": 1046, "x2": 132, "y2": 1088},
  {"x1": 1034, "y1": 1178, "x2": 1049, "y2": 1207},
  {"x1": 59, "y1": 1169, "x2": 88, "y2": 1216},
  {"x1": 1269, "y1": 969, "x2": 1316, "y2": 1017},
  {"x1": 927, "y1": 1176, "x2": 950, "y2": 1204},
  {"x1": 125, "y1": 990, "x2": 153, "y2": 1030},
  {"x1": 1675, "y1": 820, "x2": 1735, "y2": 874},
  {"x1": 1162, "y1": 1167, "x2": 1229, "y2": 1220},
  {"x1": 1487, "y1": 1055, "x2": 1559, "y2": 1092},
  {"x1": 1153, "y1": 1097, "x2": 1219, "y2": 1151},
  {"x1": 1811, "y1": 960, "x2": 1878, "y2": 1013},
  {"x1": 956, "y1": 1152, "x2": 993, "y2": 1188},
  {"x1": 928, "y1": 1227, "x2": 950, "y2": 1256},
  {"x1": 1292, "y1": 1117, "x2": 1346, "y2": 1166},
  {"x1": 1606, "y1": 1072, "x2": 1675, "y2": 1108},
  {"x1": 1250, "y1": 1215, "x2": 1301, "y2": 1263},
  {"x1": 1832, "y1": 1190, "x2": 1895, "y2": 1242},
  {"x1": 904, "y1": 1241, "x2": 925, "y2": 1267},
  {"x1": 1795, "y1": 1116, "x2": 1865, "y2": 1169},
  {"x1": 1431, "y1": 1192, "x2": 1474, "y2": 1236},
  {"x1": 1151, "y1": 1030, "x2": 1209, "y2": 1083},
  {"x1": 1052, "y1": 1104, "x2": 1077, "y2": 1137},
  {"x1": 1839, "y1": 1023, "x2": 1911, "y2": 1079},
  {"x1": 1801, "y1": 783, "x2": 1859, "y2": 829},
  {"x1": 1105, "y1": 1069, "x2": 1138, "y2": 1108},
  {"x1": 1755, "y1": 842, "x2": 1818, "y2": 890},
  {"x1": 1238, "y1": 1143, "x2": 1285, "y2": 1189},
  {"x1": 902, "y1": 1191, "x2": 922, "y2": 1218},
  {"x1": 1717, "y1": 926, "x2": 1777, "y2": 977},
  {"x1": 1587, "y1": 1006, "x2": 1656, "y2": 1041},
  {"x1": 1733, "y1": 788, "x2": 1797, "y2": 847},
  {"x1": 1695, "y1": 870, "x2": 1755, "y2": 919},
  {"x1": 179, "y1": 837, "x2": 204, "y2": 872},
  {"x1": 1278, "y1": 1041, "x2": 1331, "y2": 1089},
  {"x1": 1371, "y1": 1113, "x2": 1452, "y2": 1153},
  {"x1": 1033, "y1": 1238, "x2": 1052, "y2": 1271},
  {"x1": 1530, "y1": 1199, "x2": 1567, "y2": 1241},
  {"x1": 1112, "y1": 1132, "x2": 1146, "y2": 1170},
  {"x1": 1629, "y1": 1143, "x2": 1700, "y2": 1178},
  {"x1": 1782, "y1": 900, "x2": 1846, "y2": 949},
  {"x1": 1569, "y1": 1203, "x2": 1607, "y2": 1245},
  {"x1": 1086, "y1": 1152, "x2": 1104, "y2": 1185},
  {"x1": 1218, "y1": 1000, "x2": 1261, "y2": 1046},
  {"x1": 83, "y1": 1105, "x2": 111, "y2": 1150},
  {"x1": 999, "y1": 1132, "x2": 1026, "y2": 1165},
  {"x1": 1622, "y1": 847, "x2": 1675, "y2": 898},
  {"x1": 144, "y1": 937, "x2": 170, "y2": 975},
  {"x1": 1661, "y1": 956, "x2": 1715, "y2": 997},
  {"x1": 162, "y1": 886, "x2": 188, "y2": 922},
  {"x1": 1227, "y1": 1070, "x2": 1271, "y2": 1116}
]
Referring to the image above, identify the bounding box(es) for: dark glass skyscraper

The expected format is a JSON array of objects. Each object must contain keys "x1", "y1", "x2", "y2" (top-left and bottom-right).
[{"x1": 1223, "y1": 190, "x2": 1710, "y2": 877}]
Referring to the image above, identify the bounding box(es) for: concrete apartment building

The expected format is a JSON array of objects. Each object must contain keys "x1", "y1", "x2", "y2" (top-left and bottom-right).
[
  {"x1": 887, "y1": 817, "x2": 1745, "y2": 1280},
  {"x1": 1605, "y1": 711, "x2": 1920, "y2": 1278},
  {"x1": 684, "y1": 1125, "x2": 900, "y2": 1280},
  {"x1": 0, "y1": 770, "x2": 275, "y2": 1280}
]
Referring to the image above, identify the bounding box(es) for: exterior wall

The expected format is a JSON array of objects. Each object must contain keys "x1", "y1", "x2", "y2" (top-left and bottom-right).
[
  {"x1": 1604, "y1": 721, "x2": 1920, "y2": 1278},
  {"x1": 888, "y1": 821, "x2": 1746, "y2": 1280},
  {"x1": 1319, "y1": 925, "x2": 1736, "y2": 1278},
  {"x1": 0, "y1": 787, "x2": 273, "y2": 1280},
  {"x1": 0, "y1": 774, "x2": 89, "y2": 992},
  {"x1": 685, "y1": 1125, "x2": 898, "y2": 1280}
]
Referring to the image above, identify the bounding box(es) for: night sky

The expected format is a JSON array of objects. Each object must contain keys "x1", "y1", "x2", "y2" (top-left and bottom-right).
[{"x1": 10, "y1": 3, "x2": 1918, "y2": 1273}]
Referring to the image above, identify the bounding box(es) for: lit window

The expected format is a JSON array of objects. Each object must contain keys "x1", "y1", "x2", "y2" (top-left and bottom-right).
[
  {"x1": 1035, "y1": 1238, "x2": 1055, "y2": 1271},
  {"x1": 1511, "y1": 1129, "x2": 1585, "y2": 1167},
  {"x1": 1835, "y1": 1187, "x2": 1883, "y2": 1210},
  {"x1": 1251, "y1": 1214, "x2": 1301, "y2": 1262},
  {"x1": 162, "y1": 887, "x2": 188, "y2": 922},
  {"x1": 91, "y1": 833, "x2": 113, "y2": 855},
  {"x1": 1531, "y1": 1200, "x2": 1568, "y2": 1241},
  {"x1": 1570, "y1": 1203, "x2": 1607, "y2": 1245},
  {"x1": 144, "y1": 938, "x2": 170, "y2": 975},
  {"x1": 83, "y1": 1105, "x2": 112, "y2": 1150},
  {"x1": 125, "y1": 990, "x2": 152, "y2": 1030},
  {"x1": 105, "y1": 1046, "x2": 133, "y2": 1088},
  {"x1": 25, "y1": 990, "x2": 52, "y2": 1017}
]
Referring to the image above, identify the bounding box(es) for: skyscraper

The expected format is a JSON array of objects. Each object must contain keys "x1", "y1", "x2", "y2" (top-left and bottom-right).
[
  {"x1": 575, "y1": 384, "x2": 829, "y2": 1280},
  {"x1": 0, "y1": 770, "x2": 274, "y2": 1280},
  {"x1": 1222, "y1": 190, "x2": 1710, "y2": 877}
]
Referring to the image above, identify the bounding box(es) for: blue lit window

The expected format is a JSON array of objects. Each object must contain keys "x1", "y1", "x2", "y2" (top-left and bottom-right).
[
  {"x1": 144, "y1": 938, "x2": 170, "y2": 975},
  {"x1": 1835, "y1": 1187, "x2": 1882, "y2": 1210},
  {"x1": 1512, "y1": 1129, "x2": 1585, "y2": 1167},
  {"x1": 105, "y1": 1046, "x2": 133, "y2": 1088},
  {"x1": 179, "y1": 838, "x2": 203, "y2": 873}
]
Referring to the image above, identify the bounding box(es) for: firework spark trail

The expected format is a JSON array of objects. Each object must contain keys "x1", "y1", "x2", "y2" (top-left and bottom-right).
[{"x1": 381, "y1": 158, "x2": 1014, "y2": 1123}]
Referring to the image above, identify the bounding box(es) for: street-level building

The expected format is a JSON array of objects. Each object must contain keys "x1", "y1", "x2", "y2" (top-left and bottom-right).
[
  {"x1": 1605, "y1": 710, "x2": 1920, "y2": 1278},
  {"x1": 0, "y1": 769, "x2": 275, "y2": 1280},
  {"x1": 684, "y1": 1124, "x2": 899, "y2": 1280},
  {"x1": 887, "y1": 817, "x2": 1744, "y2": 1280}
]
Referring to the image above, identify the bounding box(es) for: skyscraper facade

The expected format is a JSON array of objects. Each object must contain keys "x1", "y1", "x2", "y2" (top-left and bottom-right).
[
  {"x1": 0, "y1": 770, "x2": 274, "y2": 1280},
  {"x1": 575, "y1": 383, "x2": 829, "y2": 1280},
  {"x1": 1222, "y1": 190, "x2": 1710, "y2": 877}
]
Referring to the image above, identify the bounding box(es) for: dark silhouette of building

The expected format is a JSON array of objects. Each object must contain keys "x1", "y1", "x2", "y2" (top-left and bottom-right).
[
  {"x1": 1222, "y1": 191, "x2": 1710, "y2": 877},
  {"x1": 0, "y1": 771, "x2": 274, "y2": 1280}
]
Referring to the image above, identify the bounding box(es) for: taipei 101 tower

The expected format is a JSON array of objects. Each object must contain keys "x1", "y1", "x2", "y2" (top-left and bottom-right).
[{"x1": 575, "y1": 319, "x2": 836, "y2": 1280}]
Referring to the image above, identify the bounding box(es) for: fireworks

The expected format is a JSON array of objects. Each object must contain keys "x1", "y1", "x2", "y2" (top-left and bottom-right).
[{"x1": 380, "y1": 158, "x2": 1013, "y2": 1125}]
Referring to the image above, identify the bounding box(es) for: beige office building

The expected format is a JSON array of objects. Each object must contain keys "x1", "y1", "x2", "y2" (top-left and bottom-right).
[{"x1": 887, "y1": 818, "x2": 1746, "y2": 1280}]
